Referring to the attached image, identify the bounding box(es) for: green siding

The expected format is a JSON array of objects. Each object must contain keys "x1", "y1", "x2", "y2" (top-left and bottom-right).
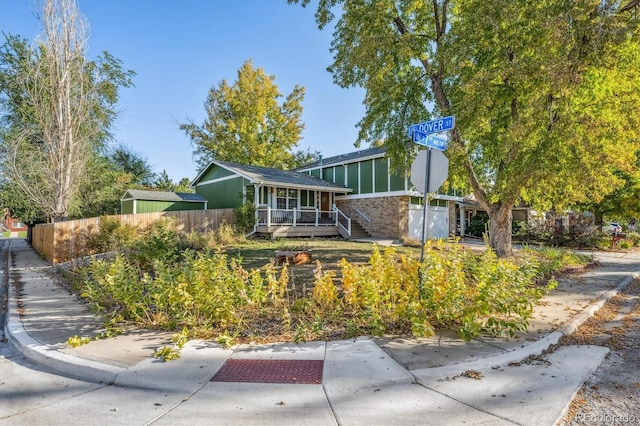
[
  {"x1": 374, "y1": 158, "x2": 388, "y2": 193},
  {"x1": 196, "y1": 176, "x2": 246, "y2": 208},
  {"x1": 360, "y1": 160, "x2": 373, "y2": 194},
  {"x1": 347, "y1": 163, "x2": 359, "y2": 194},
  {"x1": 334, "y1": 166, "x2": 345, "y2": 187},
  {"x1": 198, "y1": 164, "x2": 236, "y2": 182},
  {"x1": 390, "y1": 170, "x2": 406, "y2": 191},
  {"x1": 322, "y1": 167, "x2": 334, "y2": 183},
  {"x1": 310, "y1": 169, "x2": 320, "y2": 178},
  {"x1": 135, "y1": 200, "x2": 205, "y2": 213},
  {"x1": 121, "y1": 200, "x2": 134, "y2": 214}
]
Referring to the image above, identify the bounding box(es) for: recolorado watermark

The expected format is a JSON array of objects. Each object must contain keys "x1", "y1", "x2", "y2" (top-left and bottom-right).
[{"x1": 575, "y1": 412, "x2": 636, "y2": 423}]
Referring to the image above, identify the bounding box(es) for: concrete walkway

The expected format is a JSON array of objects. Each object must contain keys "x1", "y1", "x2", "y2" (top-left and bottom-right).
[{"x1": 2, "y1": 238, "x2": 639, "y2": 425}]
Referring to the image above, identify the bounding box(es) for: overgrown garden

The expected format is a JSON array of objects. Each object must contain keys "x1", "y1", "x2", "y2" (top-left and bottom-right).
[{"x1": 64, "y1": 218, "x2": 593, "y2": 358}]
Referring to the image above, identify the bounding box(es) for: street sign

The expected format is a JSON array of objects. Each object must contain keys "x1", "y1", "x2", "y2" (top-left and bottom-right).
[
  {"x1": 408, "y1": 115, "x2": 455, "y2": 139},
  {"x1": 410, "y1": 149, "x2": 449, "y2": 193},
  {"x1": 413, "y1": 133, "x2": 448, "y2": 150}
]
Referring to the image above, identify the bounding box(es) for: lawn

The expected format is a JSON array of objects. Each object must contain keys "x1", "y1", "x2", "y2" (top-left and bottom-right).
[{"x1": 223, "y1": 237, "x2": 422, "y2": 286}]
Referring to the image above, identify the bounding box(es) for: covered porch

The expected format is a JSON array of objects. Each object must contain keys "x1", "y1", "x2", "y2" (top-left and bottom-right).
[{"x1": 254, "y1": 204, "x2": 351, "y2": 238}]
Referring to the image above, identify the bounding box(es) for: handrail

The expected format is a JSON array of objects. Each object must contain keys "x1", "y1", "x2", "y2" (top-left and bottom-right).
[
  {"x1": 334, "y1": 206, "x2": 351, "y2": 237},
  {"x1": 353, "y1": 207, "x2": 372, "y2": 223}
]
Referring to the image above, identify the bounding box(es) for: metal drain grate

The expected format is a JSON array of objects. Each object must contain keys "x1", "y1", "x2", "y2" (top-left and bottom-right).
[{"x1": 211, "y1": 359, "x2": 324, "y2": 384}]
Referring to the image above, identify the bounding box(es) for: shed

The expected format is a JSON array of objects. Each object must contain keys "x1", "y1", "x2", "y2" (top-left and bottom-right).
[{"x1": 121, "y1": 190, "x2": 208, "y2": 214}]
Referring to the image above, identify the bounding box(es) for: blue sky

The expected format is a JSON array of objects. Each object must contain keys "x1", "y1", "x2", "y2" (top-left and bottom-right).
[{"x1": 0, "y1": 0, "x2": 366, "y2": 181}]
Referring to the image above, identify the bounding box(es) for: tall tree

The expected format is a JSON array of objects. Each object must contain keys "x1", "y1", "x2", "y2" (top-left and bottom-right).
[
  {"x1": 110, "y1": 144, "x2": 156, "y2": 187},
  {"x1": 291, "y1": 0, "x2": 640, "y2": 256},
  {"x1": 180, "y1": 59, "x2": 306, "y2": 171},
  {"x1": 0, "y1": 0, "x2": 134, "y2": 222}
]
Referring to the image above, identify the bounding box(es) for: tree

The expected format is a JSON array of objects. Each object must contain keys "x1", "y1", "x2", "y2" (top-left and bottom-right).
[
  {"x1": 180, "y1": 59, "x2": 306, "y2": 171},
  {"x1": 152, "y1": 170, "x2": 193, "y2": 193},
  {"x1": 291, "y1": 0, "x2": 640, "y2": 256},
  {"x1": 110, "y1": 144, "x2": 156, "y2": 187},
  {"x1": 0, "y1": 0, "x2": 134, "y2": 223}
]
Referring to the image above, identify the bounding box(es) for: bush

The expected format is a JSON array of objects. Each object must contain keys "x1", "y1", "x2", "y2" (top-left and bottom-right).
[
  {"x1": 71, "y1": 239, "x2": 586, "y2": 347},
  {"x1": 468, "y1": 213, "x2": 489, "y2": 237},
  {"x1": 86, "y1": 216, "x2": 137, "y2": 254},
  {"x1": 234, "y1": 202, "x2": 256, "y2": 233}
]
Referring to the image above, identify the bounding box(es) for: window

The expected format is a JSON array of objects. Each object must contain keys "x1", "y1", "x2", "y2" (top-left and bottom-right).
[
  {"x1": 276, "y1": 188, "x2": 298, "y2": 209},
  {"x1": 300, "y1": 190, "x2": 315, "y2": 208}
]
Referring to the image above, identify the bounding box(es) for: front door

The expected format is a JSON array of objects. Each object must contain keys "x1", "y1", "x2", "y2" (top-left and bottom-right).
[{"x1": 320, "y1": 192, "x2": 331, "y2": 218}]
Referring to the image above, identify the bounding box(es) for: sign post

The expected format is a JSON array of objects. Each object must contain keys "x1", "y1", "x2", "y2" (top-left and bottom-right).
[{"x1": 409, "y1": 116, "x2": 455, "y2": 297}]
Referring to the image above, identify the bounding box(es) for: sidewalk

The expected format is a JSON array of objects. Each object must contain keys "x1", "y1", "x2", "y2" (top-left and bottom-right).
[{"x1": 3, "y1": 237, "x2": 640, "y2": 425}]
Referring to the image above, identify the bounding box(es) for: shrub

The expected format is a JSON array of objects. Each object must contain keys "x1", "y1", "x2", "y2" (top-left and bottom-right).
[
  {"x1": 468, "y1": 213, "x2": 489, "y2": 237},
  {"x1": 86, "y1": 216, "x2": 137, "y2": 254},
  {"x1": 234, "y1": 202, "x2": 256, "y2": 233}
]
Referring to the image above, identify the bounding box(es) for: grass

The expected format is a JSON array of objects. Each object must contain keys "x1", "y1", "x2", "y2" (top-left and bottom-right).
[
  {"x1": 2, "y1": 231, "x2": 27, "y2": 238},
  {"x1": 223, "y1": 237, "x2": 421, "y2": 285}
]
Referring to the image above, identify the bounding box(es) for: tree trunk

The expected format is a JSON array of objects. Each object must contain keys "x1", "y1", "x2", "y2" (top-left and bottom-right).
[{"x1": 488, "y1": 205, "x2": 513, "y2": 257}]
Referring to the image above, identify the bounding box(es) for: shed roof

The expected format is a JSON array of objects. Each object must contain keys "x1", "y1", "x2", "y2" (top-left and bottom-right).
[{"x1": 121, "y1": 190, "x2": 207, "y2": 203}]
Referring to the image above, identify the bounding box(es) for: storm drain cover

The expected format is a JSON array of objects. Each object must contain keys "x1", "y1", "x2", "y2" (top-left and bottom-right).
[{"x1": 211, "y1": 359, "x2": 324, "y2": 384}]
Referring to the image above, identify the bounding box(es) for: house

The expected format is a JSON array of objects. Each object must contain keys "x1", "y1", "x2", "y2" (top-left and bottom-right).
[
  {"x1": 296, "y1": 147, "x2": 464, "y2": 240},
  {"x1": 191, "y1": 148, "x2": 465, "y2": 240},
  {"x1": 2, "y1": 211, "x2": 28, "y2": 234},
  {"x1": 190, "y1": 160, "x2": 353, "y2": 238},
  {"x1": 121, "y1": 190, "x2": 208, "y2": 214}
]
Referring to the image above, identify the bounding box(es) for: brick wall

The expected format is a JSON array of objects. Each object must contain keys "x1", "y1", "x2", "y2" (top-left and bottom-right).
[{"x1": 336, "y1": 196, "x2": 409, "y2": 239}]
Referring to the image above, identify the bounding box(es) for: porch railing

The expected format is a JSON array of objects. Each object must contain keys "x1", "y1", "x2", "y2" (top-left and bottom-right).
[{"x1": 256, "y1": 207, "x2": 338, "y2": 227}]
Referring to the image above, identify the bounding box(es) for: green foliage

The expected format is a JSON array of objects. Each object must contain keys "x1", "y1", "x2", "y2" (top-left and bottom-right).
[
  {"x1": 234, "y1": 202, "x2": 256, "y2": 233},
  {"x1": 467, "y1": 214, "x2": 489, "y2": 238},
  {"x1": 86, "y1": 216, "x2": 137, "y2": 254},
  {"x1": 179, "y1": 59, "x2": 306, "y2": 171},
  {"x1": 70, "y1": 238, "x2": 584, "y2": 349},
  {"x1": 0, "y1": 23, "x2": 135, "y2": 222},
  {"x1": 289, "y1": 0, "x2": 640, "y2": 257}
]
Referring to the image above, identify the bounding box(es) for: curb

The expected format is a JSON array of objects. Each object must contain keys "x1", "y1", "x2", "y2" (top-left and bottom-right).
[
  {"x1": 5, "y1": 237, "x2": 640, "y2": 391},
  {"x1": 4, "y1": 240, "x2": 123, "y2": 385},
  {"x1": 412, "y1": 270, "x2": 640, "y2": 383}
]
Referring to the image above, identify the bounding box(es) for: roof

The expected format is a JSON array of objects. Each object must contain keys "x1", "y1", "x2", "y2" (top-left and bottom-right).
[
  {"x1": 193, "y1": 161, "x2": 352, "y2": 192},
  {"x1": 297, "y1": 147, "x2": 387, "y2": 170},
  {"x1": 121, "y1": 190, "x2": 207, "y2": 203}
]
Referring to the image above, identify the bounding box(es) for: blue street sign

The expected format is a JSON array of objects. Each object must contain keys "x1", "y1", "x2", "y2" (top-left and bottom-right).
[
  {"x1": 414, "y1": 133, "x2": 448, "y2": 150},
  {"x1": 408, "y1": 115, "x2": 455, "y2": 139}
]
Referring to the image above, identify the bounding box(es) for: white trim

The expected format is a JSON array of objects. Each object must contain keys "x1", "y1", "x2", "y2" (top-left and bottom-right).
[
  {"x1": 195, "y1": 174, "x2": 242, "y2": 186},
  {"x1": 297, "y1": 152, "x2": 386, "y2": 172},
  {"x1": 334, "y1": 190, "x2": 464, "y2": 202}
]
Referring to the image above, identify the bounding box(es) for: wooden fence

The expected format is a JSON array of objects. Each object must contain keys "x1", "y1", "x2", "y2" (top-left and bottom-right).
[{"x1": 32, "y1": 209, "x2": 236, "y2": 264}]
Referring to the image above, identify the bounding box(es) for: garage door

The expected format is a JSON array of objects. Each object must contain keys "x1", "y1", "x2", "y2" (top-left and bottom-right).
[{"x1": 409, "y1": 205, "x2": 449, "y2": 240}]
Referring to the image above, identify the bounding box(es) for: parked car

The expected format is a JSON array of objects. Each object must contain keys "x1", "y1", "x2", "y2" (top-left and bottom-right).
[{"x1": 604, "y1": 222, "x2": 623, "y2": 234}]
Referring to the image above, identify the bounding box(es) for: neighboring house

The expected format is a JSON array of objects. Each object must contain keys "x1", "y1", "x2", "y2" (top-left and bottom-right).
[
  {"x1": 121, "y1": 190, "x2": 207, "y2": 214},
  {"x1": 191, "y1": 160, "x2": 353, "y2": 238},
  {"x1": 191, "y1": 148, "x2": 466, "y2": 240}
]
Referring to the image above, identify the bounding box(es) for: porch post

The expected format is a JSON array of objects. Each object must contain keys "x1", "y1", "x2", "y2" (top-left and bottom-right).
[
  {"x1": 293, "y1": 208, "x2": 297, "y2": 226},
  {"x1": 267, "y1": 206, "x2": 271, "y2": 227},
  {"x1": 254, "y1": 185, "x2": 260, "y2": 227},
  {"x1": 315, "y1": 208, "x2": 319, "y2": 226}
]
